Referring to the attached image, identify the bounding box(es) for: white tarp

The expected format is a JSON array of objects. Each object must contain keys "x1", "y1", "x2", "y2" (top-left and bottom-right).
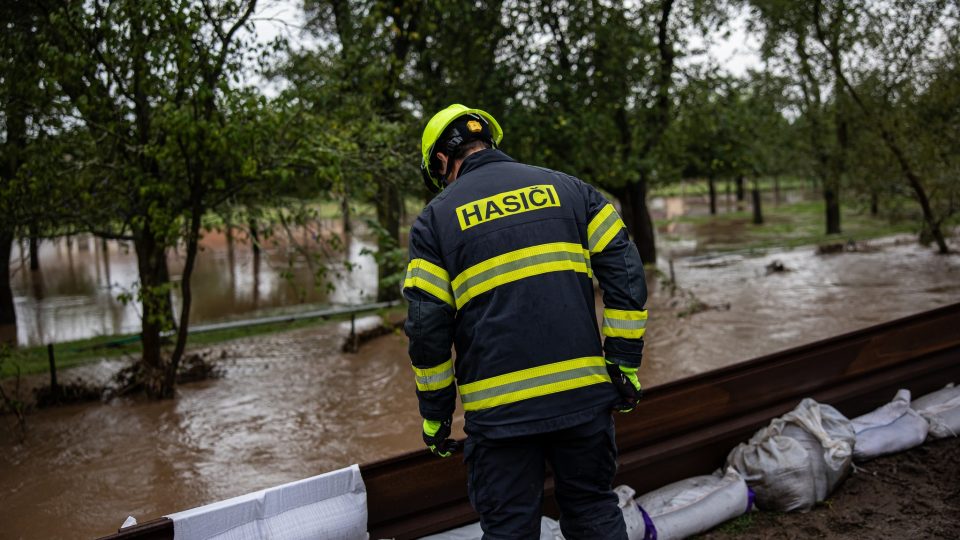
[
  {"x1": 166, "y1": 464, "x2": 368, "y2": 540},
  {"x1": 851, "y1": 389, "x2": 929, "y2": 460}
]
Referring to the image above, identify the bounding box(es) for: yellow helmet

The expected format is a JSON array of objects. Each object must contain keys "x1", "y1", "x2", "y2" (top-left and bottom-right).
[{"x1": 420, "y1": 104, "x2": 503, "y2": 192}]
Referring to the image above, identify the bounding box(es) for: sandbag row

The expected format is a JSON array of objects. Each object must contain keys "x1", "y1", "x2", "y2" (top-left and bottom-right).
[{"x1": 417, "y1": 383, "x2": 960, "y2": 540}]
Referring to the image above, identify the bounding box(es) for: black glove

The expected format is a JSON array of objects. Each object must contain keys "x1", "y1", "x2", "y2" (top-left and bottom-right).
[
  {"x1": 422, "y1": 418, "x2": 459, "y2": 457},
  {"x1": 606, "y1": 361, "x2": 642, "y2": 413}
]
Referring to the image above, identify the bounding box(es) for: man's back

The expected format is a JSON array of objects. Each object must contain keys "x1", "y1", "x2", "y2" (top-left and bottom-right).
[
  {"x1": 406, "y1": 148, "x2": 640, "y2": 438},
  {"x1": 407, "y1": 105, "x2": 644, "y2": 539}
]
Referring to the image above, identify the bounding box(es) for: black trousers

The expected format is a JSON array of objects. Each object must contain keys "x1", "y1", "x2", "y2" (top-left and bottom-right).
[{"x1": 464, "y1": 414, "x2": 628, "y2": 540}]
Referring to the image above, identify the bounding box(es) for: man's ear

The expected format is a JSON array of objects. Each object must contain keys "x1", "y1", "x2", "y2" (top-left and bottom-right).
[{"x1": 436, "y1": 152, "x2": 449, "y2": 175}]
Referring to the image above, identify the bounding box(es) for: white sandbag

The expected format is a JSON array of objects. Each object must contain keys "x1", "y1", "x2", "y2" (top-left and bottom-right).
[
  {"x1": 727, "y1": 432, "x2": 813, "y2": 512},
  {"x1": 726, "y1": 399, "x2": 854, "y2": 512},
  {"x1": 779, "y1": 401, "x2": 854, "y2": 500},
  {"x1": 912, "y1": 383, "x2": 960, "y2": 439},
  {"x1": 419, "y1": 517, "x2": 564, "y2": 540},
  {"x1": 776, "y1": 399, "x2": 855, "y2": 475},
  {"x1": 780, "y1": 425, "x2": 844, "y2": 501},
  {"x1": 632, "y1": 468, "x2": 751, "y2": 540},
  {"x1": 851, "y1": 389, "x2": 929, "y2": 460},
  {"x1": 167, "y1": 464, "x2": 368, "y2": 540},
  {"x1": 614, "y1": 485, "x2": 649, "y2": 540},
  {"x1": 422, "y1": 487, "x2": 647, "y2": 540}
]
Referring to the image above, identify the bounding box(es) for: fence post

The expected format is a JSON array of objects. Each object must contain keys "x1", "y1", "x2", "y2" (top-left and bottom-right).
[
  {"x1": 669, "y1": 258, "x2": 677, "y2": 297},
  {"x1": 350, "y1": 314, "x2": 358, "y2": 352}
]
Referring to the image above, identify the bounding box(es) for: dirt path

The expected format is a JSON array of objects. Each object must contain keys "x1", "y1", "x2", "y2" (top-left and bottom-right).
[{"x1": 700, "y1": 437, "x2": 960, "y2": 539}]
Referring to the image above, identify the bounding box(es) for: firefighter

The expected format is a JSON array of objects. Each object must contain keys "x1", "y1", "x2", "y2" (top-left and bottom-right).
[{"x1": 403, "y1": 104, "x2": 647, "y2": 539}]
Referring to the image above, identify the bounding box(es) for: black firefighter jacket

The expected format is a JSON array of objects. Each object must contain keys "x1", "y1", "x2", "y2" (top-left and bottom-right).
[{"x1": 403, "y1": 149, "x2": 648, "y2": 438}]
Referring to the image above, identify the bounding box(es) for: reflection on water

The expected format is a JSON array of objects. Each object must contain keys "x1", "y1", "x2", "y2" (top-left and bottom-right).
[{"x1": 8, "y1": 223, "x2": 378, "y2": 346}]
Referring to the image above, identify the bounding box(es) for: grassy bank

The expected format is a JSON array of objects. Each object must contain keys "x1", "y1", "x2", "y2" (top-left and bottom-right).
[
  {"x1": 1, "y1": 306, "x2": 405, "y2": 379},
  {"x1": 650, "y1": 177, "x2": 813, "y2": 199},
  {"x1": 656, "y1": 198, "x2": 921, "y2": 253}
]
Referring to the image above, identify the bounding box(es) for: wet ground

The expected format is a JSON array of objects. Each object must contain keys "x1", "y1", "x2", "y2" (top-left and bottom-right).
[
  {"x1": 2, "y1": 233, "x2": 958, "y2": 538},
  {"x1": 700, "y1": 437, "x2": 960, "y2": 539}
]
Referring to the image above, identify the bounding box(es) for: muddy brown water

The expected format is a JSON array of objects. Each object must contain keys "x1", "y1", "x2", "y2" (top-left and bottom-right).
[
  {"x1": 2, "y1": 231, "x2": 960, "y2": 537},
  {"x1": 6, "y1": 225, "x2": 377, "y2": 347}
]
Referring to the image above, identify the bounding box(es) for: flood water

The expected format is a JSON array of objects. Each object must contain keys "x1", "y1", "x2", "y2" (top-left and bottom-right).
[
  {"x1": 6, "y1": 223, "x2": 377, "y2": 347},
  {"x1": 2, "y1": 196, "x2": 960, "y2": 539}
]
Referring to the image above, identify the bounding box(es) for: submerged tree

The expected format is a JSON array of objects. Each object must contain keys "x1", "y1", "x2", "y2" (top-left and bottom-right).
[
  {"x1": 0, "y1": 0, "x2": 69, "y2": 344},
  {"x1": 810, "y1": 0, "x2": 958, "y2": 253},
  {"x1": 37, "y1": 0, "x2": 265, "y2": 397}
]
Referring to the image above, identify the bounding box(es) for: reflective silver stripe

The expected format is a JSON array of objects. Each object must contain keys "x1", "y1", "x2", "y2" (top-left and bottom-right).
[
  {"x1": 588, "y1": 210, "x2": 621, "y2": 251},
  {"x1": 415, "y1": 369, "x2": 454, "y2": 391},
  {"x1": 452, "y1": 249, "x2": 590, "y2": 300},
  {"x1": 602, "y1": 317, "x2": 647, "y2": 330},
  {"x1": 458, "y1": 357, "x2": 611, "y2": 411},
  {"x1": 460, "y1": 365, "x2": 607, "y2": 405},
  {"x1": 602, "y1": 309, "x2": 647, "y2": 339},
  {"x1": 412, "y1": 359, "x2": 455, "y2": 391},
  {"x1": 403, "y1": 258, "x2": 454, "y2": 307},
  {"x1": 450, "y1": 242, "x2": 592, "y2": 309},
  {"x1": 406, "y1": 266, "x2": 449, "y2": 292}
]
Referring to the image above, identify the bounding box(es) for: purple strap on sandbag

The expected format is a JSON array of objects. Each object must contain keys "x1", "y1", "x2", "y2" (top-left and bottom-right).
[
  {"x1": 637, "y1": 502, "x2": 657, "y2": 540},
  {"x1": 746, "y1": 487, "x2": 756, "y2": 513}
]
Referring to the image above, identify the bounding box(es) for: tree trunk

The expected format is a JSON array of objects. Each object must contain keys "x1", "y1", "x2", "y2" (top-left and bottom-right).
[
  {"x1": 774, "y1": 177, "x2": 781, "y2": 205},
  {"x1": 708, "y1": 176, "x2": 717, "y2": 215},
  {"x1": 248, "y1": 218, "x2": 260, "y2": 258},
  {"x1": 0, "y1": 229, "x2": 16, "y2": 345},
  {"x1": 376, "y1": 180, "x2": 403, "y2": 301},
  {"x1": 165, "y1": 203, "x2": 203, "y2": 398},
  {"x1": 735, "y1": 175, "x2": 745, "y2": 204},
  {"x1": 133, "y1": 228, "x2": 172, "y2": 397},
  {"x1": 824, "y1": 182, "x2": 841, "y2": 234},
  {"x1": 870, "y1": 192, "x2": 879, "y2": 216},
  {"x1": 615, "y1": 179, "x2": 657, "y2": 265},
  {"x1": 341, "y1": 193, "x2": 352, "y2": 235},
  {"x1": 29, "y1": 224, "x2": 39, "y2": 271},
  {"x1": 101, "y1": 238, "x2": 112, "y2": 287},
  {"x1": 752, "y1": 185, "x2": 764, "y2": 225},
  {"x1": 811, "y1": 2, "x2": 948, "y2": 253}
]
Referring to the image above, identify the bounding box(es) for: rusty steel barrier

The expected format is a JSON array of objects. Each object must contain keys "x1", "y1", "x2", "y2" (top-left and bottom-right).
[{"x1": 99, "y1": 303, "x2": 960, "y2": 540}]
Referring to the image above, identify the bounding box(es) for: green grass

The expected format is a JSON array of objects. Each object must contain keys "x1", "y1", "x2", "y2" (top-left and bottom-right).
[
  {"x1": 656, "y1": 198, "x2": 918, "y2": 254},
  {"x1": 712, "y1": 512, "x2": 756, "y2": 534},
  {"x1": 703, "y1": 511, "x2": 786, "y2": 537},
  {"x1": 1, "y1": 306, "x2": 406, "y2": 379},
  {"x1": 651, "y1": 177, "x2": 812, "y2": 198}
]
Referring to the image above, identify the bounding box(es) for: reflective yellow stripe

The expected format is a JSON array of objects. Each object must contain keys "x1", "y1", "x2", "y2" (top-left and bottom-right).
[
  {"x1": 588, "y1": 204, "x2": 625, "y2": 253},
  {"x1": 602, "y1": 308, "x2": 648, "y2": 339},
  {"x1": 451, "y1": 242, "x2": 592, "y2": 309},
  {"x1": 459, "y1": 356, "x2": 610, "y2": 411},
  {"x1": 412, "y1": 359, "x2": 454, "y2": 391},
  {"x1": 603, "y1": 308, "x2": 648, "y2": 321},
  {"x1": 403, "y1": 258, "x2": 454, "y2": 307}
]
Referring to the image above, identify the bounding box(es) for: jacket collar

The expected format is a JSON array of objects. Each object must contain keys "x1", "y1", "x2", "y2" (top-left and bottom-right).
[{"x1": 456, "y1": 148, "x2": 515, "y2": 178}]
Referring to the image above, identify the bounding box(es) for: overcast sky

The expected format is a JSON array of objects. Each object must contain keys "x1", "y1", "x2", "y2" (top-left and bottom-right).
[{"x1": 248, "y1": 1, "x2": 764, "y2": 89}]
